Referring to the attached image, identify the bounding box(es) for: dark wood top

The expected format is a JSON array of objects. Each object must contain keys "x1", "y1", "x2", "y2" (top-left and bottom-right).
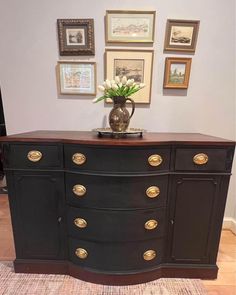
[{"x1": 0, "y1": 130, "x2": 234, "y2": 146}]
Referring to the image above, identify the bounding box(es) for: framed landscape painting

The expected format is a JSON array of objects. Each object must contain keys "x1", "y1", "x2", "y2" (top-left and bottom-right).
[
  {"x1": 105, "y1": 10, "x2": 156, "y2": 43},
  {"x1": 57, "y1": 19, "x2": 95, "y2": 55},
  {"x1": 58, "y1": 61, "x2": 96, "y2": 95},
  {"x1": 164, "y1": 19, "x2": 200, "y2": 52},
  {"x1": 105, "y1": 49, "x2": 154, "y2": 103},
  {"x1": 163, "y1": 57, "x2": 192, "y2": 89}
]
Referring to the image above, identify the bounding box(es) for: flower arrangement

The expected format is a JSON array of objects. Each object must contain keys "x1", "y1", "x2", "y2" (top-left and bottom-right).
[{"x1": 92, "y1": 76, "x2": 145, "y2": 103}]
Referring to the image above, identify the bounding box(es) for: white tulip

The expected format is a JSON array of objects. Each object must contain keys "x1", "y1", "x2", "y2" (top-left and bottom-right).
[
  {"x1": 98, "y1": 85, "x2": 105, "y2": 92},
  {"x1": 105, "y1": 79, "x2": 112, "y2": 89},
  {"x1": 92, "y1": 97, "x2": 99, "y2": 103},
  {"x1": 115, "y1": 76, "x2": 120, "y2": 83},
  {"x1": 118, "y1": 82, "x2": 123, "y2": 88},
  {"x1": 126, "y1": 79, "x2": 134, "y2": 87},
  {"x1": 139, "y1": 83, "x2": 145, "y2": 89},
  {"x1": 121, "y1": 76, "x2": 127, "y2": 85},
  {"x1": 112, "y1": 84, "x2": 118, "y2": 91},
  {"x1": 110, "y1": 80, "x2": 115, "y2": 85}
]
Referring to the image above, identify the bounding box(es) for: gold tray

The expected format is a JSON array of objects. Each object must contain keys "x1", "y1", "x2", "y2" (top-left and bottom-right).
[{"x1": 93, "y1": 128, "x2": 146, "y2": 138}]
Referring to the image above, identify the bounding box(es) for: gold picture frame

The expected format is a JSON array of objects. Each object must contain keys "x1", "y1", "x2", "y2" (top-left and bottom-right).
[
  {"x1": 163, "y1": 57, "x2": 192, "y2": 89},
  {"x1": 105, "y1": 10, "x2": 156, "y2": 43},
  {"x1": 105, "y1": 49, "x2": 154, "y2": 103},
  {"x1": 57, "y1": 61, "x2": 96, "y2": 95},
  {"x1": 164, "y1": 19, "x2": 200, "y2": 53}
]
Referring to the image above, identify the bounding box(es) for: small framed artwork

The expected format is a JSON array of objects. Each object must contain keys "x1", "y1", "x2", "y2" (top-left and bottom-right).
[
  {"x1": 105, "y1": 49, "x2": 154, "y2": 103},
  {"x1": 164, "y1": 19, "x2": 200, "y2": 52},
  {"x1": 105, "y1": 10, "x2": 156, "y2": 43},
  {"x1": 57, "y1": 19, "x2": 95, "y2": 55},
  {"x1": 163, "y1": 57, "x2": 192, "y2": 89},
  {"x1": 57, "y1": 61, "x2": 96, "y2": 95}
]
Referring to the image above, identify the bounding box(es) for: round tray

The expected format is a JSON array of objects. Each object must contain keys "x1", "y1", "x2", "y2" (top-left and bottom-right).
[{"x1": 93, "y1": 128, "x2": 146, "y2": 138}]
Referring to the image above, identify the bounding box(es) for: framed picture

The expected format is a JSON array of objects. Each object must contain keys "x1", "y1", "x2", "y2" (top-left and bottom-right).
[
  {"x1": 57, "y1": 61, "x2": 96, "y2": 95},
  {"x1": 105, "y1": 10, "x2": 156, "y2": 43},
  {"x1": 57, "y1": 19, "x2": 95, "y2": 55},
  {"x1": 164, "y1": 19, "x2": 200, "y2": 52},
  {"x1": 105, "y1": 49, "x2": 154, "y2": 103},
  {"x1": 163, "y1": 57, "x2": 192, "y2": 89}
]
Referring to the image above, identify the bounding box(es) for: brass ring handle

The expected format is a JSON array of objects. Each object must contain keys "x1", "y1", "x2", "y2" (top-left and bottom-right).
[
  {"x1": 72, "y1": 153, "x2": 86, "y2": 165},
  {"x1": 75, "y1": 248, "x2": 88, "y2": 259},
  {"x1": 148, "y1": 154, "x2": 163, "y2": 167},
  {"x1": 27, "y1": 150, "x2": 43, "y2": 162},
  {"x1": 74, "y1": 218, "x2": 87, "y2": 228},
  {"x1": 145, "y1": 219, "x2": 158, "y2": 230},
  {"x1": 193, "y1": 153, "x2": 209, "y2": 165},
  {"x1": 146, "y1": 186, "x2": 160, "y2": 198},
  {"x1": 73, "y1": 184, "x2": 86, "y2": 197},
  {"x1": 143, "y1": 250, "x2": 156, "y2": 261}
]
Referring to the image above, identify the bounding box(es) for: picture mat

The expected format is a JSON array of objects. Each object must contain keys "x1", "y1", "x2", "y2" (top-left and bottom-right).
[
  {"x1": 107, "y1": 12, "x2": 154, "y2": 42},
  {"x1": 169, "y1": 26, "x2": 194, "y2": 46},
  {"x1": 66, "y1": 28, "x2": 85, "y2": 46},
  {"x1": 106, "y1": 50, "x2": 153, "y2": 103}
]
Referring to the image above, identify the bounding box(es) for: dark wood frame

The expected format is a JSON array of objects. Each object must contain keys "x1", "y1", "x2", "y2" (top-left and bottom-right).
[
  {"x1": 163, "y1": 57, "x2": 192, "y2": 89},
  {"x1": 57, "y1": 19, "x2": 95, "y2": 56},
  {"x1": 164, "y1": 19, "x2": 200, "y2": 53}
]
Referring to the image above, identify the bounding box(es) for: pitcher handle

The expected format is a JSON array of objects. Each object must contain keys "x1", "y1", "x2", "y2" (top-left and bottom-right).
[{"x1": 125, "y1": 98, "x2": 135, "y2": 119}]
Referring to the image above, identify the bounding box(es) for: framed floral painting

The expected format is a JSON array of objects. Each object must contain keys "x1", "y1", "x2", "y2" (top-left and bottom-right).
[
  {"x1": 105, "y1": 10, "x2": 156, "y2": 43},
  {"x1": 57, "y1": 19, "x2": 95, "y2": 55},
  {"x1": 164, "y1": 19, "x2": 200, "y2": 52},
  {"x1": 57, "y1": 61, "x2": 96, "y2": 95},
  {"x1": 163, "y1": 57, "x2": 192, "y2": 89}
]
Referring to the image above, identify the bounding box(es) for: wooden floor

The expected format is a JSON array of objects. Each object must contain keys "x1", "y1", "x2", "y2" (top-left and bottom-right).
[{"x1": 0, "y1": 194, "x2": 235, "y2": 294}]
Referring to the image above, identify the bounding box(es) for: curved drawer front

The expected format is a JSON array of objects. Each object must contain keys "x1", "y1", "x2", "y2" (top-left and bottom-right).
[
  {"x1": 66, "y1": 173, "x2": 168, "y2": 209},
  {"x1": 64, "y1": 145, "x2": 170, "y2": 173},
  {"x1": 69, "y1": 238, "x2": 164, "y2": 271},
  {"x1": 5, "y1": 144, "x2": 63, "y2": 169},
  {"x1": 68, "y1": 206, "x2": 166, "y2": 242},
  {"x1": 175, "y1": 148, "x2": 228, "y2": 171}
]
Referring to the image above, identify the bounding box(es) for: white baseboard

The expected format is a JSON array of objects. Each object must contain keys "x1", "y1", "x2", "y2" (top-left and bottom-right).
[{"x1": 223, "y1": 217, "x2": 236, "y2": 235}]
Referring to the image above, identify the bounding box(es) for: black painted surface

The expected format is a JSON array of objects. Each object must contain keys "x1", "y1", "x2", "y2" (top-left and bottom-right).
[
  {"x1": 6, "y1": 170, "x2": 67, "y2": 259},
  {"x1": 67, "y1": 206, "x2": 166, "y2": 242},
  {"x1": 64, "y1": 145, "x2": 170, "y2": 173},
  {"x1": 175, "y1": 148, "x2": 228, "y2": 171},
  {"x1": 169, "y1": 175, "x2": 220, "y2": 264},
  {"x1": 4, "y1": 143, "x2": 63, "y2": 169},
  {"x1": 65, "y1": 173, "x2": 168, "y2": 209},
  {"x1": 69, "y1": 237, "x2": 164, "y2": 271}
]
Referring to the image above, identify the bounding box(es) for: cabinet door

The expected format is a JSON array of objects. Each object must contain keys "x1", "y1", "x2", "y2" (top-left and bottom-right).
[
  {"x1": 6, "y1": 171, "x2": 66, "y2": 260},
  {"x1": 169, "y1": 176, "x2": 220, "y2": 264}
]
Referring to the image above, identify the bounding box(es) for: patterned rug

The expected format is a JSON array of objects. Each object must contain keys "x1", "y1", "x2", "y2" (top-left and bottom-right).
[{"x1": 0, "y1": 262, "x2": 207, "y2": 295}]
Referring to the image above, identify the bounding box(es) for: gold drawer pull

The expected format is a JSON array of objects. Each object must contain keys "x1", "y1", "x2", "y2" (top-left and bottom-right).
[
  {"x1": 145, "y1": 219, "x2": 158, "y2": 230},
  {"x1": 74, "y1": 218, "x2": 87, "y2": 228},
  {"x1": 72, "y1": 153, "x2": 86, "y2": 165},
  {"x1": 73, "y1": 184, "x2": 86, "y2": 197},
  {"x1": 143, "y1": 250, "x2": 156, "y2": 261},
  {"x1": 27, "y1": 150, "x2": 42, "y2": 162},
  {"x1": 146, "y1": 186, "x2": 160, "y2": 198},
  {"x1": 148, "y1": 154, "x2": 163, "y2": 167},
  {"x1": 193, "y1": 153, "x2": 209, "y2": 165},
  {"x1": 75, "y1": 248, "x2": 88, "y2": 259}
]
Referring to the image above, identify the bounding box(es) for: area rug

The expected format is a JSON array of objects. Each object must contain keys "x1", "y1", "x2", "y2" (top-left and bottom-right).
[{"x1": 0, "y1": 262, "x2": 207, "y2": 295}]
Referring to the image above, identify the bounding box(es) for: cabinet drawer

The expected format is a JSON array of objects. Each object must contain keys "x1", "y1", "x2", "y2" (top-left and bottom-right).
[
  {"x1": 67, "y1": 206, "x2": 166, "y2": 242},
  {"x1": 5, "y1": 144, "x2": 63, "y2": 169},
  {"x1": 64, "y1": 145, "x2": 170, "y2": 173},
  {"x1": 66, "y1": 173, "x2": 168, "y2": 209},
  {"x1": 175, "y1": 148, "x2": 228, "y2": 171},
  {"x1": 69, "y1": 238, "x2": 164, "y2": 271}
]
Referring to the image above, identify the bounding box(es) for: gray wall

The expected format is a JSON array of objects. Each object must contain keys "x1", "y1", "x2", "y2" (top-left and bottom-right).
[{"x1": 0, "y1": 0, "x2": 235, "y2": 218}]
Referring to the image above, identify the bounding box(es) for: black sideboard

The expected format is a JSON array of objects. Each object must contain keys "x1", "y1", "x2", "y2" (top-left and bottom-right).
[{"x1": 0, "y1": 131, "x2": 235, "y2": 285}]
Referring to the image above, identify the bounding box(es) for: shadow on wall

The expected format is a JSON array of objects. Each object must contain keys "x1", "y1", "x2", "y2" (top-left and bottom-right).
[{"x1": 162, "y1": 89, "x2": 187, "y2": 97}]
